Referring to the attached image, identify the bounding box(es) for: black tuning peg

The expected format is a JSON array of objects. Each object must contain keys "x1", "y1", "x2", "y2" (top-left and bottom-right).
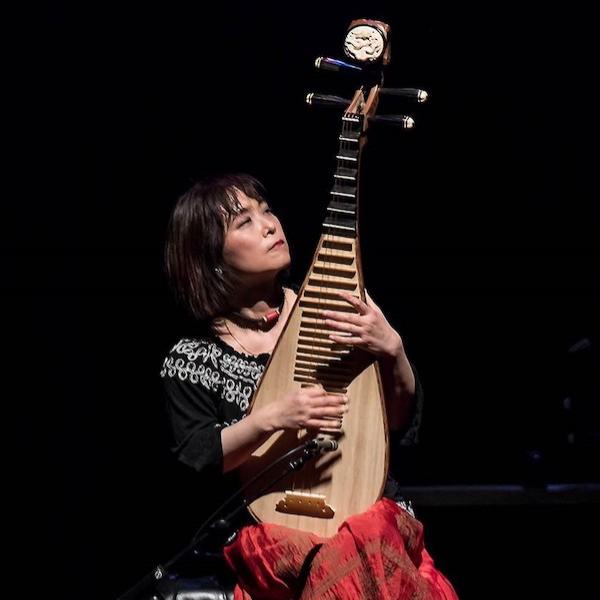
[
  {"x1": 379, "y1": 88, "x2": 429, "y2": 103},
  {"x1": 305, "y1": 93, "x2": 351, "y2": 108},
  {"x1": 369, "y1": 115, "x2": 415, "y2": 129},
  {"x1": 314, "y1": 57, "x2": 363, "y2": 73}
]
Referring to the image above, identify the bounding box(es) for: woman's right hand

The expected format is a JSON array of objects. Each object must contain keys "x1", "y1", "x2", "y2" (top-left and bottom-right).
[{"x1": 258, "y1": 385, "x2": 348, "y2": 432}]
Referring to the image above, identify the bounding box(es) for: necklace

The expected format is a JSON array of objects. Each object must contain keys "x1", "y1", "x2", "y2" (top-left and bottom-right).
[
  {"x1": 223, "y1": 289, "x2": 286, "y2": 355},
  {"x1": 224, "y1": 320, "x2": 259, "y2": 355},
  {"x1": 229, "y1": 287, "x2": 286, "y2": 329}
]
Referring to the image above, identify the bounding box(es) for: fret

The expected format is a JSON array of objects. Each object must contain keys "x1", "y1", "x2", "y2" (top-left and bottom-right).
[
  {"x1": 299, "y1": 328, "x2": 332, "y2": 339},
  {"x1": 295, "y1": 358, "x2": 342, "y2": 369},
  {"x1": 296, "y1": 351, "x2": 346, "y2": 362},
  {"x1": 312, "y1": 264, "x2": 355, "y2": 278},
  {"x1": 294, "y1": 367, "x2": 350, "y2": 379},
  {"x1": 327, "y1": 206, "x2": 355, "y2": 216},
  {"x1": 323, "y1": 227, "x2": 355, "y2": 237},
  {"x1": 304, "y1": 286, "x2": 357, "y2": 298},
  {"x1": 298, "y1": 340, "x2": 350, "y2": 351},
  {"x1": 298, "y1": 346, "x2": 350, "y2": 357},
  {"x1": 300, "y1": 316, "x2": 333, "y2": 328},
  {"x1": 323, "y1": 216, "x2": 356, "y2": 230},
  {"x1": 327, "y1": 200, "x2": 356, "y2": 211},
  {"x1": 307, "y1": 276, "x2": 358, "y2": 290},
  {"x1": 321, "y1": 238, "x2": 353, "y2": 252},
  {"x1": 295, "y1": 377, "x2": 347, "y2": 393},
  {"x1": 322, "y1": 223, "x2": 356, "y2": 237},
  {"x1": 315, "y1": 253, "x2": 354, "y2": 266},
  {"x1": 336, "y1": 153, "x2": 358, "y2": 162},
  {"x1": 299, "y1": 329, "x2": 334, "y2": 340},
  {"x1": 299, "y1": 298, "x2": 355, "y2": 310},
  {"x1": 294, "y1": 371, "x2": 351, "y2": 384},
  {"x1": 330, "y1": 191, "x2": 355, "y2": 199}
]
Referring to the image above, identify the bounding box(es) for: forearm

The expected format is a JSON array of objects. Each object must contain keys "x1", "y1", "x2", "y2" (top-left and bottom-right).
[
  {"x1": 379, "y1": 345, "x2": 416, "y2": 432},
  {"x1": 221, "y1": 386, "x2": 347, "y2": 473},
  {"x1": 221, "y1": 410, "x2": 275, "y2": 473}
]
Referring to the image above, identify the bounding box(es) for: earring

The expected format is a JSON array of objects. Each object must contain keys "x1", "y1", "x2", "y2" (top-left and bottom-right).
[{"x1": 214, "y1": 266, "x2": 223, "y2": 275}]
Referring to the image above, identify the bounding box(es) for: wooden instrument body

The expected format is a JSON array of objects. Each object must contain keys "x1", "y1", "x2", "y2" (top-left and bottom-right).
[{"x1": 239, "y1": 234, "x2": 389, "y2": 538}]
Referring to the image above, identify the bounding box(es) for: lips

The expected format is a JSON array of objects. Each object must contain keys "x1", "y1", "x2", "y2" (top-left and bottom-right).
[{"x1": 268, "y1": 239, "x2": 285, "y2": 251}]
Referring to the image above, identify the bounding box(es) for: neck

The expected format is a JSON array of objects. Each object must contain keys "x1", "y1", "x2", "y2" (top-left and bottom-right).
[
  {"x1": 234, "y1": 279, "x2": 282, "y2": 319},
  {"x1": 216, "y1": 278, "x2": 286, "y2": 333}
]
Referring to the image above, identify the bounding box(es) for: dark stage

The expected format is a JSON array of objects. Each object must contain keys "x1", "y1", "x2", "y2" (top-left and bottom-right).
[{"x1": 7, "y1": 2, "x2": 598, "y2": 598}]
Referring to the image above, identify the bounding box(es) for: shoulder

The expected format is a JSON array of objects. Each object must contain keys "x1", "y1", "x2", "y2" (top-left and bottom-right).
[
  {"x1": 161, "y1": 336, "x2": 222, "y2": 362},
  {"x1": 160, "y1": 335, "x2": 267, "y2": 383},
  {"x1": 160, "y1": 336, "x2": 224, "y2": 379},
  {"x1": 162, "y1": 336, "x2": 219, "y2": 360}
]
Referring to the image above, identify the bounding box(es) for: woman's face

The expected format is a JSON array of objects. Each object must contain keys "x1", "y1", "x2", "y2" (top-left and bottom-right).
[{"x1": 222, "y1": 189, "x2": 291, "y2": 281}]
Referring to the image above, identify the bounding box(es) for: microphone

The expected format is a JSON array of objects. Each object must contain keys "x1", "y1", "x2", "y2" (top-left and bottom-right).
[{"x1": 309, "y1": 438, "x2": 339, "y2": 452}]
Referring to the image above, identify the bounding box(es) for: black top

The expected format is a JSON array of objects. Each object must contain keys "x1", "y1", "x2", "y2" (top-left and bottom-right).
[{"x1": 160, "y1": 327, "x2": 424, "y2": 520}]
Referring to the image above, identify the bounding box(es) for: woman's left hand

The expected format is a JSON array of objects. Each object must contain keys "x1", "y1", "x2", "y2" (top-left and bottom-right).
[{"x1": 322, "y1": 290, "x2": 404, "y2": 359}]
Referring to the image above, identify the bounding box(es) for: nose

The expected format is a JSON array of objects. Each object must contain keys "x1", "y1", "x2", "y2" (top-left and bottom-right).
[{"x1": 262, "y1": 215, "x2": 276, "y2": 236}]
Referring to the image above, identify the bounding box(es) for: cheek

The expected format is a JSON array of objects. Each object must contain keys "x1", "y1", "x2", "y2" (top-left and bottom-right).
[{"x1": 223, "y1": 233, "x2": 259, "y2": 268}]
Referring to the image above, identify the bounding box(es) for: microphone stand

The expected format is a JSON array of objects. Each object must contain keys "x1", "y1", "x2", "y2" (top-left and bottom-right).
[{"x1": 117, "y1": 437, "x2": 334, "y2": 600}]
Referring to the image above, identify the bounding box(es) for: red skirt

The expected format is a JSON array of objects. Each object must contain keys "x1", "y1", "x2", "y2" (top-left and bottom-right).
[{"x1": 223, "y1": 498, "x2": 459, "y2": 600}]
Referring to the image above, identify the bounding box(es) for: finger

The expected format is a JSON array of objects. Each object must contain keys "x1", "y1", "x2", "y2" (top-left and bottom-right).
[
  {"x1": 330, "y1": 393, "x2": 349, "y2": 405},
  {"x1": 301, "y1": 384, "x2": 325, "y2": 396},
  {"x1": 329, "y1": 333, "x2": 362, "y2": 345},
  {"x1": 307, "y1": 418, "x2": 343, "y2": 431},
  {"x1": 334, "y1": 290, "x2": 368, "y2": 315},
  {"x1": 320, "y1": 310, "x2": 362, "y2": 325},
  {"x1": 309, "y1": 394, "x2": 348, "y2": 408},
  {"x1": 314, "y1": 406, "x2": 346, "y2": 418},
  {"x1": 324, "y1": 319, "x2": 361, "y2": 334}
]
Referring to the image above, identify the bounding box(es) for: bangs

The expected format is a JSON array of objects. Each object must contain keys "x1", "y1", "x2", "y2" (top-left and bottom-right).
[
  {"x1": 216, "y1": 176, "x2": 269, "y2": 225},
  {"x1": 219, "y1": 187, "x2": 245, "y2": 224}
]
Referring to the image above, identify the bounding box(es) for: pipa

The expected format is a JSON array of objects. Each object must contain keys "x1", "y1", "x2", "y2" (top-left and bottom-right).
[{"x1": 238, "y1": 19, "x2": 427, "y2": 537}]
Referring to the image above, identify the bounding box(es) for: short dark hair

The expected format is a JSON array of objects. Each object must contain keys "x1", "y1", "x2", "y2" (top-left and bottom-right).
[{"x1": 164, "y1": 173, "x2": 269, "y2": 321}]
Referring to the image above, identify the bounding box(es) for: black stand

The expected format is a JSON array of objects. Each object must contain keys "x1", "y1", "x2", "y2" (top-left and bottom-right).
[{"x1": 117, "y1": 437, "x2": 335, "y2": 600}]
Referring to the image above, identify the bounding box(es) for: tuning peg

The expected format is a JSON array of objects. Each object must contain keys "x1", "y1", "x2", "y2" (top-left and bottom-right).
[
  {"x1": 369, "y1": 115, "x2": 415, "y2": 129},
  {"x1": 305, "y1": 93, "x2": 351, "y2": 108},
  {"x1": 314, "y1": 56, "x2": 363, "y2": 73},
  {"x1": 379, "y1": 88, "x2": 429, "y2": 103}
]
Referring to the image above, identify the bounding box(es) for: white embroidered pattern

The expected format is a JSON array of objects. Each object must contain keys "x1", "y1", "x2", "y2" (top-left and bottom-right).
[
  {"x1": 215, "y1": 418, "x2": 241, "y2": 429},
  {"x1": 160, "y1": 338, "x2": 265, "y2": 413}
]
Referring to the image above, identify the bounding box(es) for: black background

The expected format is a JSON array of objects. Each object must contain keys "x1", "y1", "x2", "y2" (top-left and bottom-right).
[{"x1": 7, "y1": 2, "x2": 598, "y2": 598}]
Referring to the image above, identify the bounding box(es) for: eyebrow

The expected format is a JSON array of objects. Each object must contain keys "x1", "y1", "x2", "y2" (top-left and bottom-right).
[{"x1": 231, "y1": 200, "x2": 268, "y2": 218}]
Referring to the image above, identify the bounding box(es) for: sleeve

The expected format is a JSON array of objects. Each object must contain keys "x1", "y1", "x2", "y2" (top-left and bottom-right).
[
  {"x1": 161, "y1": 357, "x2": 224, "y2": 475},
  {"x1": 393, "y1": 361, "x2": 424, "y2": 447}
]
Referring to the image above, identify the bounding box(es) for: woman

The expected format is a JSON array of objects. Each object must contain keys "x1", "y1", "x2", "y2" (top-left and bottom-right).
[{"x1": 161, "y1": 173, "x2": 458, "y2": 599}]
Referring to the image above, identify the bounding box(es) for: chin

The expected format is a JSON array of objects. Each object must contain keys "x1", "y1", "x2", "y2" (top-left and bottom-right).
[
  {"x1": 281, "y1": 250, "x2": 291, "y2": 268},
  {"x1": 270, "y1": 250, "x2": 291, "y2": 271}
]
